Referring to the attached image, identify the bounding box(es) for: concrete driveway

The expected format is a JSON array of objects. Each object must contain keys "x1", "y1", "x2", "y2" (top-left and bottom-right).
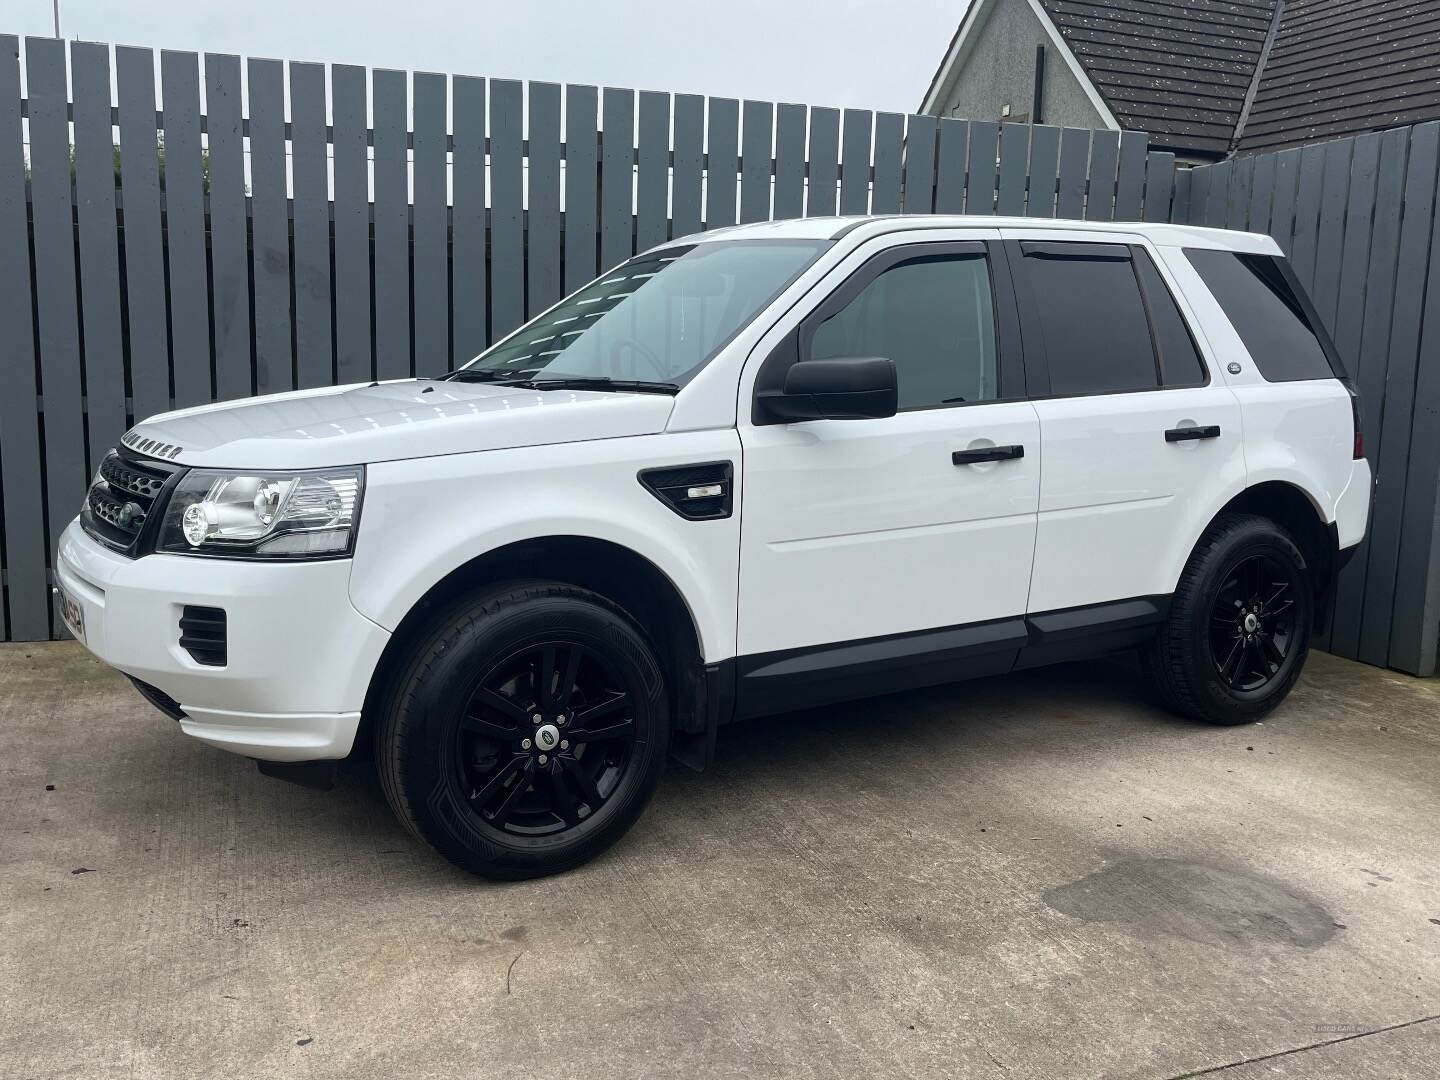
[{"x1": 2, "y1": 642, "x2": 1438, "y2": 1079}]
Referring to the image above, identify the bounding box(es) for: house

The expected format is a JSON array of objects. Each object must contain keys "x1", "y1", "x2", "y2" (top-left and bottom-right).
[{"x1": 920, "y1": 0, "x2": 1440, "y2": 162}]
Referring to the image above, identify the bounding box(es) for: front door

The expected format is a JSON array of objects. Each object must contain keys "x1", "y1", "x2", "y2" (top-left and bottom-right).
[{"x1": 735, "y1": 236, "x2": 1041, "y2": 715}]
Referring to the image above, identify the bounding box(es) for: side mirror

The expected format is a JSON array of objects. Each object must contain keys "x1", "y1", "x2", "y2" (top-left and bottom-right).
[{"x1": 757, "y1": 356, "x2": 898, "y2": 423}]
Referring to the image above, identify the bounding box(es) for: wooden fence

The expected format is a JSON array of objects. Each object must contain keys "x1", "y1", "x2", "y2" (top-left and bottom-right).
[
  {"x1": 1175, "y1": 124, "x2": 1440, "y2": 675},
  {"x1": 0, "y1": 34, "x2": 1178, "y2": 644}
]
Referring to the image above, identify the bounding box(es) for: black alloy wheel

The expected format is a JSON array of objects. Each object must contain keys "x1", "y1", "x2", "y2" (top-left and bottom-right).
[
  {"x1": 459, "y1": 640, "x2": 638, "y2": 837},
  {"x1": 1144, "y1": 512, "x2": 1313, "y2": 725},
  {"x1": 1207, "y1": 552, "x2": 1300, "y2": 694},
  {"x1": 376, "y1": 582, "x2": 668, "y2": 879}
]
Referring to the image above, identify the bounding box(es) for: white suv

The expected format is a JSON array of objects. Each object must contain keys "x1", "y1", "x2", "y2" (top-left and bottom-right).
[{"x1": 56, "y1": 216, "x2": 1372, "y2": 878}]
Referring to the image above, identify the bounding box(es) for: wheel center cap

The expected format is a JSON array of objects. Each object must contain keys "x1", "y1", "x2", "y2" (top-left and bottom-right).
[
  {"x1": 534, "y1": 724, "x2": 561, "y2": 751},
  {"x1": 1243, "y1": 613, "x2": 1260, "y2": 633}
]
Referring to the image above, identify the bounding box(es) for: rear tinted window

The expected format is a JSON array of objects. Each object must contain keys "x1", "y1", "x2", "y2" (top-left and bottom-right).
[
  {"x1": 1184, "y1": 249, "x2": 1336, "y2": 382},
  {"x1": 1133, "y1": 249, "x2": 1207, "y2": 387},
  {"x1": 1021, "y1": 243, "x2": 1158, "y2": 396}
]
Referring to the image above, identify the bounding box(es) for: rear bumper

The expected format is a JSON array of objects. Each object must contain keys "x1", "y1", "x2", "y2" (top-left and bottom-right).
[
  {"x1": 1335, "y1": 457, "x2": 1373, "y2": 550},
  {"x1": 56, "y1": 519, "x2": 390, "y2": 762}
]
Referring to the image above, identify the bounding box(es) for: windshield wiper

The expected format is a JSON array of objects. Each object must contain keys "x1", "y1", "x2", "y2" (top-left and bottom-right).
[
  {"x1": 443, "y1": 368, "x2": 532, "y2": 383},
  {"x1": 503, "y1": 377, "x2": 680, "y2": 395}
]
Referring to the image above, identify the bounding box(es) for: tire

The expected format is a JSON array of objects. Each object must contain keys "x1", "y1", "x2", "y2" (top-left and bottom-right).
[
  {"x1": 1144, "y1": 513, "x2": 1314, "y2": 725},
  {"x1": 376, "y1": 582, "x2": 669, "y2": 879}
]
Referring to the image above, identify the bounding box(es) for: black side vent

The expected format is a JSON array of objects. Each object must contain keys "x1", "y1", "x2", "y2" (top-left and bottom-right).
[
  {"x1": 638, "y1": 462, "x2": 734, "y2": 520},
  {"x1": 179, "y1": 606, "x2": 228, "y2": 667}
]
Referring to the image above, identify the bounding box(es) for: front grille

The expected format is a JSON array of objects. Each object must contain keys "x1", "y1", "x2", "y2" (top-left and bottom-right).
[
  {"x1": 80, "y1": 448, "x2": 182, "y2": 555},
  {"x1": 179, "y1": 606, "x2": 228, "y2": 667}
]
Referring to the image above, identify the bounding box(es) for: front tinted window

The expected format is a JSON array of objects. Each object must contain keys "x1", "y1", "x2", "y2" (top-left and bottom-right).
[
  {"x1": 463, "y1": 240, "x2": 824, "y2": 385},
  {"x1": 809, "y1": 253, "x2": 998, "y2": 409},
  {"x1": 1021, "y1": 243, "x2": 1158, "y2": 396},
  {"x1": 1184, "y1": 249, "x2": 1336, "y2": 382}
]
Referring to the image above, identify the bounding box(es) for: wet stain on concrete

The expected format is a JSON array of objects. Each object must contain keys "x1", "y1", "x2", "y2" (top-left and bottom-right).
[{"x1": 1043, "y1": 857, "x2": 1338, "y2": 949}]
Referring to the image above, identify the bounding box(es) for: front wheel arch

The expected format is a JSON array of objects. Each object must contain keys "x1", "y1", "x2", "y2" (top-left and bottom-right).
[{"x1": 358, "y1": 536, "x2": 707, "y2": 760}]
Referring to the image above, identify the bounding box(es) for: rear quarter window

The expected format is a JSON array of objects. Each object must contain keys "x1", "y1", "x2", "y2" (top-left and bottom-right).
[{"x1": 1184, "y1": 248, "x2": 1338, "y2": 382}]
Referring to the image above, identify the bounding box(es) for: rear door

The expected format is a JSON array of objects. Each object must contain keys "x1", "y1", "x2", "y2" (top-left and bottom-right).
[{"x1": 1005, "y1": 232, "x2": 1246, "y2": 614}]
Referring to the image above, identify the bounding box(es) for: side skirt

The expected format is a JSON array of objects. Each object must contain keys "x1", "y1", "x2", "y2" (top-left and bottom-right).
[{"x1": 731, "y1": 595, "x2": 1171, "y2": 724}]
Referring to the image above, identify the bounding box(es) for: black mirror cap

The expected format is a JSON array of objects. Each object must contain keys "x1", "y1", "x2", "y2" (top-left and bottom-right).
[{"x1": 757, "y1": 356, "x2": 898, "y2": 423}]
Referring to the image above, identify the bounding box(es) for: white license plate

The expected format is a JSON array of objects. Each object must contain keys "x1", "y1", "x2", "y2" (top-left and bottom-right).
[{"x1": 57, "y1": 585, "x2": 85, "y2": 643}]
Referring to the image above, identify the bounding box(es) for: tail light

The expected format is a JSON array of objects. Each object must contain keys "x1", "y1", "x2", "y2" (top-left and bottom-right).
[{"x1": 1348, "y1": 385, "x2": 1364, "y2": 460}]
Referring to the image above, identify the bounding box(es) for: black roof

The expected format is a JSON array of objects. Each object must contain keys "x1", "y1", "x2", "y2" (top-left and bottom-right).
[{"x1": 1034, "y1": 0, "x2": 1440, "y2": 157}]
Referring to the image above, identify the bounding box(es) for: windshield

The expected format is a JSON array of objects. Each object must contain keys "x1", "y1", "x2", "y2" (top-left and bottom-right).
[{"x1": 457, "y1": 239, "x2": 827, "y2": 387}]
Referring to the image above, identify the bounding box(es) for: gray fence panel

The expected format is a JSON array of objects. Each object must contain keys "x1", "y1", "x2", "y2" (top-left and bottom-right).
[
  {"x1": 116, "y1": 46, "x2": 168, "y2": 421},
  {"x1": 1268, "y1": 147, "x2": 1302, "y2": 255},
  {"x1": 1085, "y1": 130, "x2": 1119, "y2": 220},
  {"x1": 1323, "y1": 132, "x2": 1386, "y2": 655},
  {"x1": 636, "y1": 90, "x2": 670, "y2": 248},
  {"x1": 160, "y1": 51, "x2": 211, "y2": 406},
  {"x1": 290, "y1": 61, "x2": 333, "y2": 389},
  {"x1": 71, "y1": 41, "x2": 126, "y2": 468},
  {"x1": 247, "y1": 58, "x2": 294, "y2": 394},
  {"x1": 1202, "y1": 160, "x2": 1231, "y2": 227},
  {"x1": 1142, "y1": 151, "x2": 1175, "y2": 223},
  {"x1": 1362, "y1": 125, "x2": 1435, "y2": 667},
  {"x1": 902, "y1": 114, "x2": 937, "y2": 213},
  {"x1": 1393, "y1": 168, "x2": 1440, "y2": 675},
  {"x1": 805, "y1": 106, "x2": 838, "y2": 216},
  {"x1": 1247, "y1": 152, "x2": 1277, "y2": 235},
  {"x1": 672, "y1": 94, "x2": 705, "y2": 236},
  {"x1": 1056, "y1": 128, "x2": 1089, "y2": 218},
  {"x1": 332, "y1": 64, "x2": 373, "y2": 383},
  {"x1": 0, "y1": 35, "x2": 47, "y2": 639},
  {"x1": 934, "y1": 118, "x2": 968, "y2": 213},
  {"x1": 1169, "y1": 164, "x2": 1191, "y2": 223},
  {"x1": 601, "y1": 87, "x2": 636, "y2": 271},
  {"x1": 741, "y1": 100, "x2": 774, "y2": 223},
  {"x1": 413, "y1": 72, "x2": 450, "y2": 373},
  {"x1": 1288, "y1": 145, "x2": 1327, "y2": 288},
  {"x1": 1028, "y1": 126, "x2": 1060, "y2": 217},
  {"x1": 1225, "y1": 156, "x2": 1254, "y2": 230},
  {"x1": 527, "y1": 82, "x2": 563, "y2": 313},
  {"x1": 1310, "y1": 139, "x2": 1355, "y2": 331},
  {"x1": 968, "y1": 121, "x2": 999, "y2": 214},
  {"x1": 26, "y1": 37, "x2": 87, "y2": 563},
  {"x1": 452, "y1": 76, "x2": 487, "y2": 363},
  {"x1": 564, "y1": 85, "x2": 599, "y2": 291},
  {"x1": 707, "y1": 97, "x2": 740, "y2": 226},
  {"x1": 1114, "y1": 130, "x2": 1147, "y2": 220},
  {"x1": 773, "y1": 103, "x2": 807, "y2": 220},
  {"x1": 996, "y1": 123, "x2": 1029, "y2": 216},
  {"x1": 373, "y1": 69, "x2": 411, "y2": 377},
  {"x1": 205, "y1": 54, "x2": 252, "y2": 400},
  {"x1": 490, "y1": 80, "x2": 525, "y2": 335},
  {"x1": 1186, "y1": 164, "x2": 1210, "y2": 228},
  {"x1": 840, "y1": 109, "x2": 872, "y2": 214},
  {"x1": 871, "y1": 113, "x2": 904, "y2": 214}
]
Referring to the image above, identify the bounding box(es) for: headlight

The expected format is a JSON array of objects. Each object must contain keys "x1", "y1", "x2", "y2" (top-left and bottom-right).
[{"x1": 156, "y1": 466, "x2": 364, "y2": 559}]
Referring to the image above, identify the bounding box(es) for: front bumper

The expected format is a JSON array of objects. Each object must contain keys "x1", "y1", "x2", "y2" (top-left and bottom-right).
[{"x1": 56, "y1": 519, "x2": 391, "y2": 762}]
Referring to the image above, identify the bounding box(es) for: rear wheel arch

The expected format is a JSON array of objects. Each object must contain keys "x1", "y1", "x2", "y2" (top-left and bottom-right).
[
  {"x1": 359, "y1": 536, "x2": 708, "y2": 756},
  {"x1": 1186, "y1": 481, "x2": 1337, "y2": 623}
]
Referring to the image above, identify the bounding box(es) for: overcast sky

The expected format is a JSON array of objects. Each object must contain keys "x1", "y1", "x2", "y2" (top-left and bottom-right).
[{"x1": 9, "y1": 0, "x2": 961, "y2": 115}]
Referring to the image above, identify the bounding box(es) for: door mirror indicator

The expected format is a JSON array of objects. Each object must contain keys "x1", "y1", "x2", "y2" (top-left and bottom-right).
[{"x1": 756, "y1": 356, "x2": 898, "y2": 423}]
